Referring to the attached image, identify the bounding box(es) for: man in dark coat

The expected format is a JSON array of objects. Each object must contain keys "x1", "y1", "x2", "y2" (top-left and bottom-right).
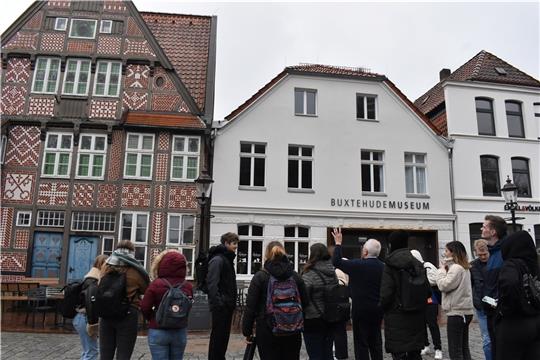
[
  {"x1": 380, "y1": 231, "x2": 431, "y2": 360},
  {"x1": 207, "y1": 232, "x2": 238, "y2": 360},
  {"x1": 332, "y1": 228, "x2": 384, "y2": 360}
]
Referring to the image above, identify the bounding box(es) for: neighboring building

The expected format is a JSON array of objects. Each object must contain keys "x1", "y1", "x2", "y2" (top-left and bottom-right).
[
  {"x1": 0, "y1": 0, "x2": 217, "y2": 282},
  {"x1": 415, "y1": 50, "x2": 540, "y2": 253},
  {"x1": 211, "y1": 64, "x2": 455, "y2": 279}
]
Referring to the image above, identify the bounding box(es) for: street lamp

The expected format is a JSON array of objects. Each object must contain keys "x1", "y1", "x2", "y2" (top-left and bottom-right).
[
  {"x1": 501, "y1": 176, "x2": 518, "y2": 232},
  {"x1": 195, "y1": 168, "x2": 214, "y2": 251}
]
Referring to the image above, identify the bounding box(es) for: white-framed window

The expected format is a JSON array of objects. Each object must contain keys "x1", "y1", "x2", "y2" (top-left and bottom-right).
[
  {"x1": 93, "y1": 61, "x2": 121, "y2": 97},
  {"x1": 239, "y1": 143, "x2": 266, "y2": 188},
  {"x1": 101, "y1": 236, "x2": 115, "y2": 256},
  {"x1": 120, "y1": 212, "x2": 149, "y2": 266},
  {"x1": 76, "y1": 134, "x2": 107, "y2": 179},
  {"x1": 361, "y1": 150, "x2": 384, "y2": 193},
  {"x1": 69, "y1": 19, "x2": 97, "y2": 39},
  {"x1": 71, "y1": 212, "x2": 115, "y2": 232},
  {"x1": 124, "y1": 133, "x2": 154, "y2": 179},
  {"x1": 294, "y1": 88, "x2": 317, "y2": 116},
  {"x1": 54, "y1": 17, "x2": 68, "y2": 31},
  {"x1": 62, "y1": 59, "x2": 91, "y2": 96},
  {"x1": 0, "y1": 135, "x2": 7, "y2": 164},
  {"x1": 16, "y1": 211, "x2": 32, "y2": 227},
  {"x1": 171, "y1": 136, "x2": 200, "y2": 181},
  {"x1": 405, "y1": 153, "x2": 427, "y2": 195},
  {"x1": 237, "y1": 224, "x2": 264, "y2": 276},
  {"x1": 31, "y1": 57, "x2": 60, "y2": 94},
  {"x1": 356, "y1": 94, "x2": 377, "y2": 120},
  {"x1": 166, "y1": 213, "x2": 196, "y2": 279},
  {"x1": 42, "y1": 132, "x2": 73, "y2": 177},
  {"x1": 284, "y1": 226, "x2": 310, "y2": 273},
  {"x1": 288, "y1": 145, "x2": 313, "y2": 190},
  {"x1": 36, "y1": 210, "x2": 65, "y2": 227},
  {"x1": 100, "y1": 20, "x2": 113, "y2": 33}
]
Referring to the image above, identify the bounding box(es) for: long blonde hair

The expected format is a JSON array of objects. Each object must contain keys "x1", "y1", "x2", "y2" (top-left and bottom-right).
[{"x1": 264, "y1": 241, "x2": 286, "y2": 261}]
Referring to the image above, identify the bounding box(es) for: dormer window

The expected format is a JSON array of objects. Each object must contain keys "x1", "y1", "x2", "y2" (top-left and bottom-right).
[
  {"x1": 100, "y1": 20, "x2": 112, "y2": 34},
  {"x1": 69, "y1": 19, "x2": 97, "y2": 39},
  {"x1": 54, "y1": 18, "x2": 67, "y2": 31}
]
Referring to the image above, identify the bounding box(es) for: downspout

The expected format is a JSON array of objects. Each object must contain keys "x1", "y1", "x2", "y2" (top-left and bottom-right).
[{"x1": 447, "y1": 138, "x2": 458, "y2": 241}]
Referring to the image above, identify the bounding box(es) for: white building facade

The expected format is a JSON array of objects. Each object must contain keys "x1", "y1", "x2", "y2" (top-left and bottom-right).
[
  {"x1": 415, "y1": 51, "x2": 540, "y2": 255},
  {"x1": 211, "y1": 65, "x2": 455, "y2": 279}
]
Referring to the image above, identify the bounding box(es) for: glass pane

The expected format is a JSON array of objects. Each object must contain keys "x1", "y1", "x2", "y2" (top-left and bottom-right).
[
  {"x1": 33, "y1": 80, "x2": 44, "y2": 92},
  {"x1": 285, "y1": 242, "x2": 295, "y2": 264},
  {"x1": 237, "y1": 241, "x2": 248, "y2": 274},
  {"x1": 168, "y1": 228, "x2": 179, "y2": 244},
  {"x1": 512, "y1": 158, "x2": 528, "y2": 171},
  {"x1": 136, "y1": 229, "x2": 146, "y2": 243},
  {"x1": 372, "y1": 152, "x2": 382, "y2": 161},
  {"x1": 240, "y1": 143, "x2": 251, "y2": 153},
  {"x1": 294, "y1": 89, "x2": 304, "y2": 114},
  {"x1": 481, "y1": 156, "x2": 497, "y2": 170},
  {"x1": 252, "y1": 225, "x2": 263, "y2": 236},
  {"x1": 301, "y1": 160, "x2": 312, "y2": 189},
  {"x1": 482, "y1": 169, "x2": 500, "y2": 195},
  {"x1": 183, "y1": 248, "x2": 193, "y2": 277},
  {"x1": 98, "y1": 63, "x2": 108, "y2": 73},
  {"x1": 239, "y1": 157, "x2": 251, "y2": 186},
  {"x1": 477, "y1": 112, "x2": 495, "y2": 135},
  {"x1": 108, "y1": 83, "x2": 119, "y2": 96},
  {"x1": 44, "y1": 153, "x2": 56, "y2": 174},
  {"x1": 288, "y1": 159, "x2": 299, "y2": 188},
  {"x1": 405, "y1": 166, "x2": 414, "y2": 193},
  {"x1": 142, "y1": 136, "x2": 153, "y2": 150},
  {"x1": 188, "y1": 138, "x2": 199, "y2": 152},
  {"x1": 284, "y1": 226, "x2": 295, "y2": 238},
  {"x1": 374, "y1": 165, "x2": 383, "y2": 192},
  {"x1": 238, "y1": 225, "x2": 249, "y2": 236},
  {"x1": 251, "y1": 241, "x2": 263, "y2": 274},
  {"x1": 141, "y1": 155, "x2": 152, "y2": 166},
  {"x1": 126, "y1": 153, "x2": 137, "y2": 165},
  {"x1": 47, "y1": 134, "x2": 58, "y2": 149},
  {"x1": 58, "y1": 154, "x2": 70, "y2": 175},
  {"x1": 288, "y1": 146, "x2": 299, "y2": 156},
  {"x1": 302, "y1": 147, "x2": 312, "y2": 157},
  {"x1": 415, "y1": 154, "x2": 425, "y2": 163},
  {"x1": 507, "y1": 114, "x2": 524, "y2": 137},
  {"x1": 404, "y1": 153, "x2": 413, "y2": 163},
  {"x1": 80, "y1": 136, "x2": 92, "y2": 150},
  {"x1": 254, "y1": 144, "x2": 265, "y2": 154},
  {"x1": 514, "y1": 172, "x2": 531, "y2": 197},
  {"x1": 95, "y1": 137, "x2": 106, "y2": 151},
  {"x1": 127, "y1": 135, "x2": 139, "y2": 149},
  {"x1": 505, "y1": 101, "x2": 521, "y2": 113},
  {"x1": 93, "y1": 154, "x2": 103, "y2": 166},
  {"x1": 366, "y1": 97, "x2": 376, "y2": 119},
  {"x1": 174, "y1": 137, "x2": 185, "y2": 152},
  {"x1": 77, "y1": 82, "x2": 87, "y2": 95},
  {"x1": 134, "y1": 247, "x2": 145, "y2": 265},
  {"x1": 306, "y1": 91, "x2": 316, "y2": 115},
  {"x1": 476, "y1": 99, "x2": 492, "y2": 111},
  {"x1": 78, "y1": 154, "x2": 90, "y2": 176},
  {"x1": 361, "y1": 151, "x2": 370, "y2": 161},
  {"x1": 63, "y1": 83, "x2": 74, "y2": 94},
  {"x1": 298, "y1": 227, "x2": 309, "y2": 238},
  {"x1": 417, "y1": 167, "x2": 426, "y2": 194},
  {"x1": 361, "y1": 164, "x2": 371, "y2": 191},
  {"x1": 140, "y1": 165, "x2": 151, "y2": 177},
  {"x1": 298, "y1": 242, "x2": 309, "y2": 269},
  {"x1": 254, "y1": 158, "x2": 265, "y2": 186},
  {"x1": 356, "y1": 96, "x2": 365, "y2": 118},
  {"x1": 182, "y1": 216, "x2": 194, "y2": 244}
]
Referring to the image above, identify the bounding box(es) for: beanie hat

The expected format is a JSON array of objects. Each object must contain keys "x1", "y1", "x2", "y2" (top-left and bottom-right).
[{"x1": 388, "y1": 230, "x2": 408, "y2": 253}]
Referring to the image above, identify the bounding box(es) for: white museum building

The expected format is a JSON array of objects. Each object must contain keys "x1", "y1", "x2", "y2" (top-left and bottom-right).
[{"x1": 210, "y1": 64, "x2": 455, "y2": 279}]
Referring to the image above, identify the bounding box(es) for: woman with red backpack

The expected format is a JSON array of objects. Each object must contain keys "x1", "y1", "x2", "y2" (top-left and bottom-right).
[
  {"x1": 140, "y1": 250, "x2": 193, "y2": 359},
  {"x1": 242, "y1": 241, "x2": 308, "y2": 360}
]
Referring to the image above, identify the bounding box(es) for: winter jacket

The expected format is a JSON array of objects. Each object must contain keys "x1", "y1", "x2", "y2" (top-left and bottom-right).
[
  {"x1": 380, "y1": 248, "x2": 431, "y2": 354},
  {"x1": 484, "y1": 240, "x2": 504, "y2": 301},
  {"x1": 80, "y1": 266, "x2": 101, "y2": 325},
  {"x1": 241, "y1": 256, "x2": 308, "y2": 338},
  {"x1": 301, "y1": 259, "x2": 338, "y2": 320},
  {"x1": 140, "y1": 250, "x2": 193, "y2": 329},
  {"x1": 435, "y1": 260, "x2": 474, "y2": 317},
  {"x1": 470, "y1": 258, "x2": 488, "y2": 310},
  {"x1": 207, "y1": 244, "x2": 237, "y2": 311},
  {"x1": 333, "y1": 245, "x2": 384, "y2": 317}
]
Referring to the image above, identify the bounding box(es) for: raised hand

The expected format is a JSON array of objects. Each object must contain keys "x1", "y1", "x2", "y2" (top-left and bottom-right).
[{"x1": 332, "y1": 227, "x2": 343, "y2": 245}]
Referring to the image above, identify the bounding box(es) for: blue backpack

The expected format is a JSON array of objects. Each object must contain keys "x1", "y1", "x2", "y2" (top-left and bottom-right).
[
  {"x1": 155, "y1": 279, "x2": 192, "y2": 329},
  {"x1": 265, "y1": 273, "x2": 304, "y2": 335}
]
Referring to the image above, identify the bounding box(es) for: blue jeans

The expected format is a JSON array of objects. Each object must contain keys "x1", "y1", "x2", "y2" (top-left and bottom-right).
[
  {"x1": 303, "y1": 327, "x2": 334, "y2": 360},
  {"x1": 148, "y1": 328, "x2": 188, "y2": 360},
  {"x1": 73, "y1": 312, "x2": 98, "y2": 360},
  {"x1": 475, "y1": 309, "x2": 492, "y2": 360}
]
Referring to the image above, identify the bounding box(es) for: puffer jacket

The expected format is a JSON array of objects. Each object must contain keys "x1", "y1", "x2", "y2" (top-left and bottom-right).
[
  {"x1": 380, "y1": 248, "x2": 430, "y2": 354},
  {"x1": 470, "y1": 258, "x2": 488, "y2": 310},
  {"x1": 302, "y1": 259, "x2": 338, "y2": 320},
  {"x1": 435, "y1": 260, "x2": 473, "y2": 316},
  {"x1": 207, "y1": 244, "x2": 237, "y2": 311},
  {"x1": 140, "y1": 250, "x2": 193, "y2": 329},
  {"x1": 241, "y1": 255, "x2": 308, "y2": 337}
]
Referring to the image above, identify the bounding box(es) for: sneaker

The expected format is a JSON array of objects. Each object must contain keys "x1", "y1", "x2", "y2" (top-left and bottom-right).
[
  {"x1": 420, "y1": 346, "x2": 431, "y2": 355},
  {"x1": 434, "y1": 349, "x2": 443, "y2": 359}
]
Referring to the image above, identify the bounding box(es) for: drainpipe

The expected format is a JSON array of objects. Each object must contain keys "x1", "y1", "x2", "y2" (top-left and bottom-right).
[{"x1": 447, "y1": 138, "x2": 458, "y2": 241}]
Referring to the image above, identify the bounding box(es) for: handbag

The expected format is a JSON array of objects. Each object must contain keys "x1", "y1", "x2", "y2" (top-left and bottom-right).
[{"x1": 243, "y1": 336, "x2": 256, "y2": 360}]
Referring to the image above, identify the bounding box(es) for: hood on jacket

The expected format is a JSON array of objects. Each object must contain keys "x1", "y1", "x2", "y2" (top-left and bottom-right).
[
  {"x1": 311, "y1": 259, "x2": 336, "y2": 277},
  {"x1": 264, "y1": 255, "x2": 294, "y2": 280},
  {"x1": 84, "y1": 267, "x2": 101, "y2": 280},
  {"x1": 150, "y1": 250, "x2": 186, "y2": 280},
  {"x1": 385, "y1": 248, "x2": 423, "y2": 274},
  {"x1": 208, "y1": 244, "x2": 236, "y2": 263},
  {"x1": 501, "y1": 230, "x2": 538, "y2": 276}
]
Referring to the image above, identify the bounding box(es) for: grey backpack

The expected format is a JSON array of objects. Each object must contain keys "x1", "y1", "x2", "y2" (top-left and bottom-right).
[{"x1": 155, "y1": 279, "x2": 192, "y2": 329}]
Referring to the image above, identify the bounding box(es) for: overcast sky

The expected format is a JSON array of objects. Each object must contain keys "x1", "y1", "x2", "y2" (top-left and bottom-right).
[{"x1": 1, "y1": 1, "x2": 538, "y2": 120}]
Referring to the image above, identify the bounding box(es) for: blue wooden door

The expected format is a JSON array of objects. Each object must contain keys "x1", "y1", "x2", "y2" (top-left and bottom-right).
[
  {"x1": 31, "y1": 232, "x2": 63, "y2": 278},
  {"x1": 67, "y1": 236, "x2": 98, "y2": 282}
]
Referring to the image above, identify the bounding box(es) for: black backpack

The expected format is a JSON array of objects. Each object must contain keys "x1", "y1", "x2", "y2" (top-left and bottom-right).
[
  {"x1": 155, "y1": 279, "x2": 192, "y2": 329},
  {"x1": 94, "y1": 270, "x2": 132, "y2": 319},
  {"x1": 513, "y1": 259, "x2": 540, "y2": 314},
  {"x1": 397, "y1": 267, "x2": 430, "y2": 312},
  {"x1": 312, "y1": 270, "x2": 351, "y2": 323},
  {"x1": 60, "y1": 280, "x2": 84, "y2": 319}
]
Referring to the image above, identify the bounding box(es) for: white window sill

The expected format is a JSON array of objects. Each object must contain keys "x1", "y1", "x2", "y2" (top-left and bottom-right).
[
  {"x1": 238, "y1": 185, "x2": 266, "y2": 191},
  {"x1": 170, "y1": 178, "x2": 196, "y2": 183},
  {"x1": 69, "y1": 36, "x2": 96, "y2": 40},
  {"x1": 92, "y1": 94, "x2": 120, "y2": 98},
  {"x1": 75, "y1": 176, "x2": 105, "y2": 181},
  {"x1": 356, "y1": 118, "x2": 379, "y2": 123},
  {"x1": 362, "y1": 192, "x2": 387, "y2": 197},
  {"x1": 406, "y1": 193, "x2": 430, "y2": 199},
  {"x1": 31, "y1": 91, "x2": 57, "y2": 95},
  {"x1": 61, "y1": 93, "x2": 89, "y2": 97},
  {"x1": 123, "y1": 175, "x2": 152, "y2": 181},
  {"x1": 294, "y1": 113, "x2": 318, "y2": 117},
  {"x1": 288, "y1": 188, "x2": 315, "y2": 194},
  {"x1": 41, "y1": 174, "x2": 70, "y2": 179}
]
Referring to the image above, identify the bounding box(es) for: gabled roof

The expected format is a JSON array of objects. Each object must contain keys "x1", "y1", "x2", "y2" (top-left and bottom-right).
[
  {"x1": 225, "y1": 64, "x2": 386, "y2": 121},
  {"x1": 141, "y1": 12, "x2": 214, "y2": 115},
  {"x1": 123, "y1": 111, "x2": 205, "y2": 129},
  {"x1": 414, "y1": 50, "x2": 540, "y2": 115}
]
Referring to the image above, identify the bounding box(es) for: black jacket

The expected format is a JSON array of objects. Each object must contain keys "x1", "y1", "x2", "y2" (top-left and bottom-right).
[
  {"x1": 81, "y1": 277, "x2": 99, "y2": 325},
  {"x1": 207, "y1": 244, "x2": 237, "y2": 311},
  {"x1": 470, "y1": 258, "x2": 488, "y2": 310},
  {"x1": 241, "y1": 256, "x2": 308, "y2": 337},
  {"x1": 380, "y1": 248, "x2": 430, "y2": 354}
]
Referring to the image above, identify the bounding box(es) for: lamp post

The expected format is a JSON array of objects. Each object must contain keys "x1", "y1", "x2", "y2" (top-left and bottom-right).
[
  {"x1": 195, "y1": 169, "x2": 214, "y2": 254},
  {"x1": 501, "y1": 176, "x2": 518, "y2": 232}
]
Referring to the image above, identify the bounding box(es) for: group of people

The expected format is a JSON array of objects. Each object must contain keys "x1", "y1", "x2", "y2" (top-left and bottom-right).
[{"x1": 71, "y1": 214, "x2": 540, "y2": 360}]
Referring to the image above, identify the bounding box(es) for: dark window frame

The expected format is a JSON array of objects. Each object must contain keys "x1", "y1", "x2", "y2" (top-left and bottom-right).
[
  {"x1": 505, "y1": 100, "x2": 525, "y2": 138},
  {"x1": 480, "y1": 155, "x2": 501, "y2": 196},
  {"x1": 511, "y1": 157, "x2": 532, "y2": 198},
  {"x1": 475, "y1": 97, "x2": 496, "y2": 136}
]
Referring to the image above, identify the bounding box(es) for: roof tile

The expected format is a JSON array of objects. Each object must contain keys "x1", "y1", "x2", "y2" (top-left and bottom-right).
[{"x1": 124, "y1": 112, "x2": 205, "y2": 129}]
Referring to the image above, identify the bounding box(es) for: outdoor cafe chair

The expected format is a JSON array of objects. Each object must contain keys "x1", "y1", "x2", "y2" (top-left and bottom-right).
[{"x1": 25, "y1": 287, "x2": 56, "y2": 328}]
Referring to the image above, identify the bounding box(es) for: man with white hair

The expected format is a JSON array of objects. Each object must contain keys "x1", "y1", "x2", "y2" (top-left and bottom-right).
[{"x1": 332, "y1": 228, "x2": 385, "y2": 360}]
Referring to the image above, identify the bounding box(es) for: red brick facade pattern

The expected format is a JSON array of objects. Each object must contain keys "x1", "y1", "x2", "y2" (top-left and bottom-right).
[
  {"x1": 123, "y1": 91, "x2": 148, "y2": 111},
  {"x1": 23, "y1": 11, "x2": 43, "y2": 30},
  {"x1": 4, "y1": 125, "x2": 41, "y2": 167},
  {"x1": 89, "y1": 99, "x2": 118, "y2": 119},
  {"x1": 97, "y1": 184, "x2": 118, "y2": 208},
  {"x1": 67, "y1": 40, "x2": 95, "y2": 53},
  {"x1": 14, "y1": 230, "x2": 30, "y2": 249},
  {"x1": 127, "y1": 17, "x2": 143, "y2": 36},
  {"x1": 1, "y1": 85, "x2": 27, "y2": 115},
  {"x1": 72, "y1": 183, "x2": 95, "y2": 207},
  {"x1": 121, "y1": 184, "x2": 151, "y2": 208},
  {"x1": 2, "y1": 32, "x2": 38, "y2": 50},
  {"x1": 104, "y1": 1, "x2": 127, "y2": 13},
  {"x1": 2, "y1": 172, "x2": 35, "y2": 204},
  {"x1": 97, "y1": 36, "x2": 122, "y2": 55},
  {"x1": 152, "y1": 94, "x2": 181, "y2": 112},
  {"x1": 4, "y1": 58, "x2": 31, "y2": 84},
  {"x1": 108, "y1": 131, "x2": 123, "y2": 181},
  {"x1": 155, "y1": 184, "x2": 166, "y2": 208},
  {"x1": 151, "y1": 212, "x2": 164, "y2": 245},
  {"x1": 37, "y1": 182, "x2": 69, "y2": 206},
  {"x1": 0, "y1": 253, "x2": 27, "y2": 273},
  {"x1": 125, "y1": 64, "x2": 150, "y2": 89},
  {"x1": 0, "y1": 208, "x2": 14, "y2": 248},
  {"x1": 123, "y1": 39, "x2": 155, "y2": 57},
  {"x1": 47, "y1": 1, "x2": 70, "y2": 8},
  {"x1": 169, "y1": 185, "x2": 197, "y2": 209},
  {"x1": 155, "y1": 153, "x2": 169, "y2": 181},
  {"x1": 28, "y1": 97, "x2": 56, "y2": 116},
  {"x1": 40, "y1": 33, "x2": 65, "y2": 52}
]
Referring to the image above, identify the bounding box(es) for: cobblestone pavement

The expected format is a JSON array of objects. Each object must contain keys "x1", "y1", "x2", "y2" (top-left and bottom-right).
[{"x1": 1, "y1": 323, "x2": 483, "y2": 360}]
